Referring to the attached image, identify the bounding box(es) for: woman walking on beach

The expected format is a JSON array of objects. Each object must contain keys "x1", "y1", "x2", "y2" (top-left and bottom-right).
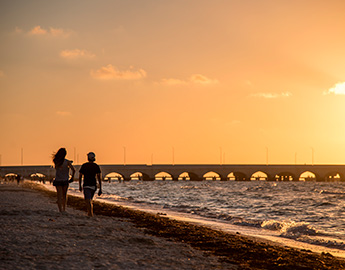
[
  {"x1": 52, "y1": 148, "x2": 75, "y2": 213},
  {"x1": 79, "y1": 152, "x2": 102, "y2": 217}
]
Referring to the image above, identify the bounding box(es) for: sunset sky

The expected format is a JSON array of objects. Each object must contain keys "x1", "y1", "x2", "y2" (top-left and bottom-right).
[{"x1": 1, "y1": 0, "x2": 345, "y2": 166}]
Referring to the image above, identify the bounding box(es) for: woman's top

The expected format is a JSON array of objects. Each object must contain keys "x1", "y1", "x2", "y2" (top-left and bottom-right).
[{"x1": 55, "y1": 159, "x2": 70, "y2": 182}]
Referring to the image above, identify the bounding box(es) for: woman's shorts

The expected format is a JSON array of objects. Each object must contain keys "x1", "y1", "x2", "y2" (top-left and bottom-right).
[
  {"x1": 53, "y1": 180, "x2": 69, "y2": 187},
  {"x1": 83, "y1": 188, "x2": 96, "y2": 200}
]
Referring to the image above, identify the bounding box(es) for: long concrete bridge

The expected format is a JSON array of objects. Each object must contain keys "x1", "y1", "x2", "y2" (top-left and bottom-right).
[{"x1": 1, "y1": 164, "x2": 345, "y2": 182}]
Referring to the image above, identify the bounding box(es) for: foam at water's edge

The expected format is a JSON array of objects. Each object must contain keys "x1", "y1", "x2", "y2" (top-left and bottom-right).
[{"x1": 261, "y1": 220, "x2": 345, "y2": 251}]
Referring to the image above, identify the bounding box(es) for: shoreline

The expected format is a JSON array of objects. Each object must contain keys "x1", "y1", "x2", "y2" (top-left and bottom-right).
[
  {"x1": 62, "y1": 183, "x2": 345, "y2": 259},
  {"x1": 94, "y1": 193, "x2": 345, "y2": 259},
  {"x1": 2, "y1": 181, "x2": 345, "y2": 269}
]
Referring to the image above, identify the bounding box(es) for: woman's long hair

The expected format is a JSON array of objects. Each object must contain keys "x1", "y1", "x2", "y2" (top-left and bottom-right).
[{"x1": 53, "y1": 148, "x2": 67, "y2": 168}]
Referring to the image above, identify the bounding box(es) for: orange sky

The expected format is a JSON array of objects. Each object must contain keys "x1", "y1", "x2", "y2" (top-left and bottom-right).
[{"x1": 1, "y1": 0, "x2": 345, "y2": 166}]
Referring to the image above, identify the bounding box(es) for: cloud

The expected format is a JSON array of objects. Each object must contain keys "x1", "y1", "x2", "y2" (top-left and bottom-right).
[
  {"x1": 158, "y1": 74, "x2": 219, "y2": 85},
  {"x1": 189, "y1": 74, "x2": 219, "y2": 84},
  {"x1": 28, "y1": 25, "x2": 71, "y2": 38},
  {"x1": 250, "y1": 92, "x2": 292, "y2": 99},
  {"x1": 323, "y1": 82, "x2": 345, "y2": 95},
  {"x1": 60, "y1": 49, "x2": 95, "y2": 59},
  {"x1": 49, "y1": 27, "x2": 70, "y2": 37},
  {"x1": 56, "y1": 111, "x2": 71, "y2": 116},
  {"x1": 29, "y1": 25, "x2": 47, "y2": 35},
  {"x1": 90, "y1": 64, "x2": 147, "y2": 80}
]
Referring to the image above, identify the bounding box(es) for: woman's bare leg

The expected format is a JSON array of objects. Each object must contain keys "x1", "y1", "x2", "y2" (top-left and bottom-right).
[
  {"x1": 61, "y1": 185, "x2": 68, "y2": 212},
  {"x1": 55, "y1": 185, "x2": 68, "y2": 212},
  {"x1": 55, "y1": 186, "x2": 63, "y2": 212}
]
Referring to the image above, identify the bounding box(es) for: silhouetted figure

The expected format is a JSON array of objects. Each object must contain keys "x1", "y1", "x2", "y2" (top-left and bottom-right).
[
  {"x1": 52, "y1": 148, "x2": 75, "y2": 213},
  {"x1": 16, "y1": 174, "x2": 21, "y2": 185},
  {"x1": 79, "y1": 152, "x2": 102, "y2": 217}
]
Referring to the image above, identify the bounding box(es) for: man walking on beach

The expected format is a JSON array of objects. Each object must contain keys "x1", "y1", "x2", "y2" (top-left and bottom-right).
[{"x1": 79, "y1": 152, "x2": 102, "y2": 217}]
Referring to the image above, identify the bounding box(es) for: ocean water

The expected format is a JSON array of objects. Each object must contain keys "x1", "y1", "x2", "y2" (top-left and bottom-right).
[{"x1": 69, "y1": 181, "x2": 345, "y2": 255}]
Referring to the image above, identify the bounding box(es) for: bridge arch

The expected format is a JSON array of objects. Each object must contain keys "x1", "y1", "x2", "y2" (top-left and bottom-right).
[
  {"x1": 299, "y1": 171, "x2": 317, "y2": 181},
  {"x1": 104, "y1": 172, "x2": 125, "y2": 182},
  {"x1": 30, "y1": 173, "x2": 48, "y2": 182},
  {"x1": 275, "y1": 172, "x2": 296, "y2": 181},
  {"x1": 155, "y1": 172, "x2": 173, "y2": 181},
  {"x1": 324, "y1": 172, "x2": 343, "y2": 182},
  {"x1": 203, "y1": 171, "x2": 221, "y2": 181},
  {"x1": 178, "y1": 172, "x2": 191, "y2": 181},
  {"x1": 227, "y1": 172, "x2": 236, "y2": 181},
  {"x1": 5, "y1": 173, "x2": 18, "y2": 177},
  {"x1": 4, "y1": 173, "x2": 18, "y2": 181},
  {"x1": 130, "y1": 172, "x2": 151, "y2": 181},
  {"x1": 250, "y1": 171, "x2": 268, "y2": 181},
  {"x1": 130, "y1": 172, "x2": 143, "y2": 180}
]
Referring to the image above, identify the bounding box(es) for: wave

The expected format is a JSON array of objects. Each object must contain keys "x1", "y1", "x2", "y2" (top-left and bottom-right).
[
  {"x1": 261, "y1": 220, "x2": 318, "y2": 235},
  {"x1": 194, "y1": 213, "x2": 345, "y2": 250},
  {"x1": 100, "y1": 193, "x2": 133, "y2": 202},
  {"x1": 261, "y1": 220, "x2": 345, "y2": 250},
  {"x1": 318, "y1": 190, "x2": 345, "y2": 196},
  {"x1": 313, "y1": 201, "x2": 336, "y2": 207},
  {"x1": 180, "y1": 184, "x2": 212, "y2": 189}
]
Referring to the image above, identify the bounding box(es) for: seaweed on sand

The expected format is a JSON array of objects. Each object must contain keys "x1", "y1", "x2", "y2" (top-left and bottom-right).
[{"x1": 26, "y1": 182, "x2": 345, "y2": 270}]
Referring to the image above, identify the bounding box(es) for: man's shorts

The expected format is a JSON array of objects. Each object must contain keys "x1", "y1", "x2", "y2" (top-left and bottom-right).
[{"x1": 83, "y1": 187, "x2": 96, "y2": 200}]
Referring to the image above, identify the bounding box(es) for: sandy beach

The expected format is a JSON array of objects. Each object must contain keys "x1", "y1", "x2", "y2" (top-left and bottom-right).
[{"x1": 1, "y1": 181, "x2": 345, "y2": 270}]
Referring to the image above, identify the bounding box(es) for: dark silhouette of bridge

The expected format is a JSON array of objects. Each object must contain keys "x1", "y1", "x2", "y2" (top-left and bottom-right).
[{"x1": 1, "y1": 164, "x2": 345, "y2": 182}]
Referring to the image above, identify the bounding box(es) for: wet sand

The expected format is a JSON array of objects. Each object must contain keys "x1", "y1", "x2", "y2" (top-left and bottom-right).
[{"x1": 1, "y1": 181, "x2": 345, "y2": 270}]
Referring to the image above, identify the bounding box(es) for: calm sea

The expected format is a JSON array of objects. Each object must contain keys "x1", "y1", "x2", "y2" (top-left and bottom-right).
[{"x1": 69, "y1": 181, "x2": 345, "y2": 255}]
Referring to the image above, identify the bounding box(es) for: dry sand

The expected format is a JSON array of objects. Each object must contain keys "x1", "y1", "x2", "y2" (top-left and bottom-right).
[{"x1": 1, "y1": 181, "x2": 345, "y2": 270}]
